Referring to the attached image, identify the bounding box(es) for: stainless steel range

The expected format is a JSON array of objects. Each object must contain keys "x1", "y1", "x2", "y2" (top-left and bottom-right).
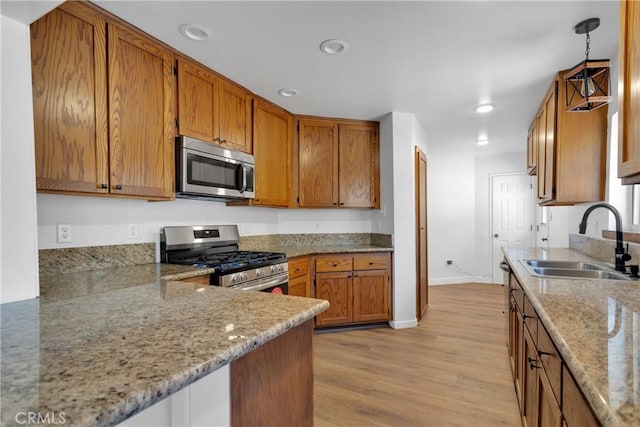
[{"x1": 160, "y1": 225, "x2": 288, "y2": 294}]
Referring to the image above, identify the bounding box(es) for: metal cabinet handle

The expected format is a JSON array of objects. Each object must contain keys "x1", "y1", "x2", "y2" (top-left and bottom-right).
[
  {"x1": 220, "y1": 139, "x2": 227, "y2": 144},
  {"x1": 214, "y1": 137, "x2": 221, "y2": 143},
  {"x1": 541, "y1": 237, "x2": 548, "y2": 242},
  {"x1": 528, "y1": 356, "x2": 540, "y2": 370},
  {"x1": 114, "y1": 184, "x2": 123, "y2": 191},
  {"x1": 99, "y1": 183, "x2": 108, "y2": 189}
]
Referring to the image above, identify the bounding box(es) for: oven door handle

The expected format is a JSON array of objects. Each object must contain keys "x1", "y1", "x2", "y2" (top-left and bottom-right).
[{"x1": 237, "y1": 274, "x2": 288, "y2": 292}]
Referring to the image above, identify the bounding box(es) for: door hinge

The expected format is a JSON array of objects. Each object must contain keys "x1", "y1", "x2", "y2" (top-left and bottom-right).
[{"x1": 175, "y1": 118, "x2": 179, "y2": 128}]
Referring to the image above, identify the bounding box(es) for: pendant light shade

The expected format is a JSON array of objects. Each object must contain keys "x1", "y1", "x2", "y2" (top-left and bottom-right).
[{"x1": 564, "y1": 18, "x2": 612, "y2": 112}]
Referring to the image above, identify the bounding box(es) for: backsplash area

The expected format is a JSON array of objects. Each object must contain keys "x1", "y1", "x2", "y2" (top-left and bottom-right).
[
  {"x1": 240, "y1": 233, "x2": 392, "y2": 248},
  {"x1": 569, "y1": 234, "x2": 640, "y2": 265},
  {"x1": 39, "y1": 243, "x2": 155, "y2": 276},
  {"x1": 39, "y1": 234, "x2": 393, "y2": 276}
]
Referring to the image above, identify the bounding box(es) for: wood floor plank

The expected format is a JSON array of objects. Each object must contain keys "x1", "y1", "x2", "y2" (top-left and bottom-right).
[{"x1": 314, "y1": 283, "x2": 521, "y2": 427}]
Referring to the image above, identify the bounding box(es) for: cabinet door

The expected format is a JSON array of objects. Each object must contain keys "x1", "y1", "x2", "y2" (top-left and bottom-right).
[
  {"x1": 618, "y1": 0, "x2": 640, "y2": 181},
  {"x1": 338, "y1": 123, "x2": 379, "y2": 208},
  {"x1": 352, "y1": 270, "x2": 389, "y2": 323},
  {"x1": 30, "y1": 3, "x2": 109, "y2": 194},
  {"x1": 219, "y1": 81, "x2": 252, "y2": 153},
  {"x1": 288, "y1": 276, "x2": 311, "y2": 298},
  {"x1": 536, "y1": 369, "x2": 562, "y2": 427},
  {"x1": 522, "y1": 327, "x2": 539, "y2": 427},
  {"x1": 108, "y1": 22, "x2": 174, "y2": 199},
  {"x1": 315, "y1": 272, "x2": 352, "y2": 327},
  {"x1": 298, "y1": 120, "x2": 339, "y2": 207},
  {"x1": 253, "y1": 100, "x2": 293, "y2": 207},
  {"x1": 562, "y1": 368, "x2": 600, "y2": 427},
  {"x1": 538, "y1": 83, "x2": 557, "y2": 203},
  {"x1": 527, "y1": 122, "x2": 537, "y2": 175},
  {"x1": 176, "y1": 57, "x2": 219, "y2": 143}
]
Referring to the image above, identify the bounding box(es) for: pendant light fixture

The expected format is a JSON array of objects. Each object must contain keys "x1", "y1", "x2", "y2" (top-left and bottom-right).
[{"x1": 564, "y1": 17, "x2": 611, "y2": 111}]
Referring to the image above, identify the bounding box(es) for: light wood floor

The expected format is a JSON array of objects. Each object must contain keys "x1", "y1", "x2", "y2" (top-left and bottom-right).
[{"x1": 313, "y1": 283, "x2": 521, "y2": 427}]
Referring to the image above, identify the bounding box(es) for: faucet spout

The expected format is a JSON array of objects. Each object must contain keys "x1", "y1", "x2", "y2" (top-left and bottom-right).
[{"x1": 578, "y1": 202, "x2": 630, "y2": 272}]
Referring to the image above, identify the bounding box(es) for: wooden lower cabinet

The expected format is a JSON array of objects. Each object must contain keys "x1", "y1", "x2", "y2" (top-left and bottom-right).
[
  {"x1": 315, "y1": 272, "x2": 353, "y2": 326},
  {"x1": 288, "y1": 256, "x2": 311, "y2": 298},
  {"x1": 507, "y1": 269, "x2": 602, "y2": 427},
  {"x1": 314, "y1": 252, "x2": 391, "y2": 328}
]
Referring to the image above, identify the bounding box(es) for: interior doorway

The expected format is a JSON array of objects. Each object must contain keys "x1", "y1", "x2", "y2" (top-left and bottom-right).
[
  {"x1": 491, "y1": 173, "x2": 533, "y2": 283},
  {"x1": 415, "y1": 147, "x2": 428, "y2": 321}
]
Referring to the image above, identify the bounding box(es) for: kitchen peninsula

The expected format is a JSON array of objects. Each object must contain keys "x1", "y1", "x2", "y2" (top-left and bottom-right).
[{"x1": 0, "y1": 263, "x2": 328, "y2": 426}]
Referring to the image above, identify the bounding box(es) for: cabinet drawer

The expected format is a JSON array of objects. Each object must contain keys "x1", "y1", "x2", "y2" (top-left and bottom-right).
[
  {"x1": 353, "y1": 253, "x2": 389, "y2": 270},
  {"x1": 316, "y1": 256, "x2": 353, "y2": 272},
  {"x1": 288, "y1": 257, "x2": 310, "y2": 279},
  {"x1": 510, "y1": 278, "x2": 524, "y2": 314},
  {"x1": 538, "y1": 320, "x2": 561, "y2": 406},
  {"x1": 523, "y1": 296, "x2": 538, "y2": 343}
]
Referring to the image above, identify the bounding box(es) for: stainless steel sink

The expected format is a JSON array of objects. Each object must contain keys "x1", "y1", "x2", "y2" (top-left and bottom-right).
[
  {"x1": 524, "y1": 260, "x2": 609, "y2": 271},
  {"x1": 521, "y1": 259, "x2": 633, "y2": 281}
]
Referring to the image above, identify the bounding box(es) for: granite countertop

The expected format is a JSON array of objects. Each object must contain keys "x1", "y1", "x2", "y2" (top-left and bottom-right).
[
  {"x1": 241, "y1": 244, "x2": 394, "y2": 258},
  {"x1": 503, "y1": 246, "x2": 640, "y2": 427},
  {"x1": 1, "y1": 264, "x2": 328, "y2": 426}
]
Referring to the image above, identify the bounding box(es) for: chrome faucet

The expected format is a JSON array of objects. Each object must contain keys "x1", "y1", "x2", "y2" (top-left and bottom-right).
[{"x1": 578, "y1": 202, "x2": 631, "y2": 272}]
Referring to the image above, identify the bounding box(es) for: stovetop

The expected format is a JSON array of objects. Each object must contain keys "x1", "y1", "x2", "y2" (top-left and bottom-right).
[{"x1": 171, "y1": 250, "x2": 287, "y2": 273}]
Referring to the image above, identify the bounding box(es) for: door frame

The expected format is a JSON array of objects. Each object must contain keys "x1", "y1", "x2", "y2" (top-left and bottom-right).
[{"x1": 415, "y1": 146, "x2": 428, "y2": 321}]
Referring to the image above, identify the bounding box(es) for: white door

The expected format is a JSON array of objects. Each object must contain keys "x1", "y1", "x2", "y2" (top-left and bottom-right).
[{"x1": 491, "y1": 173, "x2": 532, "y2": 283}]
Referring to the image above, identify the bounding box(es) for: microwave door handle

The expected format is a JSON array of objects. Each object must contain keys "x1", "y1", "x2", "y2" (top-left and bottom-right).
[{"x1": 240, "y1": 165, "x2": 247, "y2": 193}]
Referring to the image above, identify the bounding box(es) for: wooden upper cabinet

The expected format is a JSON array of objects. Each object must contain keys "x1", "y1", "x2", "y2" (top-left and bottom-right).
[
  {"x1": 30, "y1": 3, "x2": 109, "y2": 194},
  {"x1": 176, "y1": 57, "x2": 252, "y2": 153},
  {"x1": 298, "y1": 118, "x2": 380, "y2": 209},
  {"x1": 339, "y1": 123, "x2": 380, "y2": 208},
  {"x1": 30, "y1": 2, "x2": 174, "y2": 200},
  {"x1": 298, "y1": 119, "x2": 339, "y2": 207},
  {"x1": 618, "y1": 0, "x2": 640, "y2": 183},
  {"x1": 219, "y1": 81, "x2": 252, "y2": 153},
  {"x1": 108, "y1": 22, "x2": 174, "y2": 198},
  {"x1": 534, "y1": 73, "x2": 607, "y2": 206},
  {"x1": 252, "y1": 99, "x2": 293, "y2": 207},
  {"x1": 176, "y1": 57, "x2": 219, "y2": 143}
]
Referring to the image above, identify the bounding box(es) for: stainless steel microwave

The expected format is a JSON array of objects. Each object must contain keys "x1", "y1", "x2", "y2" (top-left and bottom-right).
[{"x1": 175, "y1": 136, "x2": 255, "y2": 201}]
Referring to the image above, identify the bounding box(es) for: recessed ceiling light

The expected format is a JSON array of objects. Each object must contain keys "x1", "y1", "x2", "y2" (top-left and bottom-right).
[
  {"x1": 179, "y1": 24, "x2": 212, "y2": 41},
  {"x1": 277, "y1": 88, "x2": 299, "y2": 98},
  {"x1": 319, "y1": 39, "x2": 349, "y2": 55},
  {"x1": 477, "y1": 138, "x2": 490, "y2": 146},
  {"x1": 476, "y1": 104, "x2": 494, "y2": 113}
]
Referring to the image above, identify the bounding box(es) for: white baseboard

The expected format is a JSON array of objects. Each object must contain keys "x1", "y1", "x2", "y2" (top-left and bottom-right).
[
  {"x1": 388, "y1": 319, "x2": 418, "y2": 329},
  {"x1": 429, "y1": 276, "x2": 495, "y2": 285}
]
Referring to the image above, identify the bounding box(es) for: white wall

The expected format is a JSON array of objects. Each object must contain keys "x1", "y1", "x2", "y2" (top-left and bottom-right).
[
  {"x1": 0, "y1": 15, "x2": 40, "y2": 303},
  {"x1": 427, "y1": 152, "x2": 476, "y2": 284}
]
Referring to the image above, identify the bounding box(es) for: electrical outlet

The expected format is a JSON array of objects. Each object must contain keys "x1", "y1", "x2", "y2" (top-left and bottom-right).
[
  {"x1": 57, "y1": 224, "x2": 72, "y2": 243},
  {"x1": 446, "y1": 259, "x2": 453, "y2": 265},
  {"x1": 128, "y1": 224, "x2": 138, "y2": 239}
]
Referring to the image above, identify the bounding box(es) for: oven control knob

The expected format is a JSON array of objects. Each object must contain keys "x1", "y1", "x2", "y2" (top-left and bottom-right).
[
  {"x1": 256, "y1": 269, "x2": 263, "y2": 277},
  {"x1": 230, "y1": 274, "x2": 239, "y2": 284},
  {"x1": 240, "y1": 273, "x2": 249, "y2": 281},
  {"x1": 270, "y1": 265, "x2": 277, "y2": 273}
]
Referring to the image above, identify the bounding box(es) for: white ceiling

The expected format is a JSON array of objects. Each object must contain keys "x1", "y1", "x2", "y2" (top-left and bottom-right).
[{"x1": 2, "y1": 1, "x2": 620, "y2": 157}]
